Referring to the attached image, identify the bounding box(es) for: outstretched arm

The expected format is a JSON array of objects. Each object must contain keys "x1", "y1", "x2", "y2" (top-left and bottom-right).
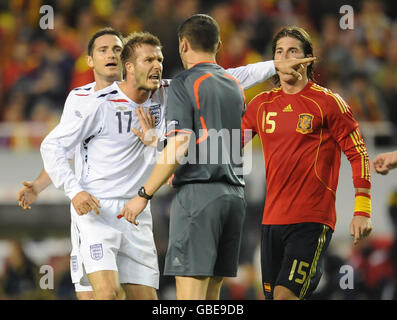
[
  {"x1": 17, "y1": 158, "x2": 74, "y2": 210},
  {"x1": 17, "y1": 169, "x2": 52, "y2": 210},
  {"x1": 225, "y1": 57, "x2": 316, "y2": 90}
]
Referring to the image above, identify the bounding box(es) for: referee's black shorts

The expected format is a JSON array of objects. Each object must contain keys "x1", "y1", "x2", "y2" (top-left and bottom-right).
[{"x1": 261, "y1": 222, "x2": 332, "y2": 299}]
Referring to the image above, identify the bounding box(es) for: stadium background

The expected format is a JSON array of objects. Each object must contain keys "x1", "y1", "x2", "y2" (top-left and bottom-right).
[{"x1": 0, "y1": 0, "x2": 396, "y2": 300}]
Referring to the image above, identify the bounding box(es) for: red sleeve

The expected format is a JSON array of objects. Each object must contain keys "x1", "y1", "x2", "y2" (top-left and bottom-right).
[
  {"x1": 326, "y1": 93, "x2": 371, "y2": 189},
  {"x1": 242, "y1": 94, "x2": 261, "y2": 147},
  {"x1": 338, "y1": 127, "x2": 371, "y2": 189},
  {"x1": 326, "y1": 92, "x2": 358, "y2": 142}
]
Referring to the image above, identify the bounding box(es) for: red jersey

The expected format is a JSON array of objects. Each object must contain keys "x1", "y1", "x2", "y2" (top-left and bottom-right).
[{"x1": 242, "y1": 81, "x2": 371, "y2": 230}]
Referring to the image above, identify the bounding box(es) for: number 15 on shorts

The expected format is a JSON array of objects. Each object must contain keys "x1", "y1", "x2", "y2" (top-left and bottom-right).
[{"x1": 289, "y1": 259, "x2": 309, "y2": 284}]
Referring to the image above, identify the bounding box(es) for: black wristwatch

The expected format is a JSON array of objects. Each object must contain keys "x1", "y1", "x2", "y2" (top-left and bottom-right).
[{"x1": 138, "y1": 186, "x2": 153, "y2": 200}]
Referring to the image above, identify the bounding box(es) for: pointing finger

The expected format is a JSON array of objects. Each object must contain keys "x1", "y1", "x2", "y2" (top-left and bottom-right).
[
  {"x1": 89, "y1": 200, "x2": 100, "y2": 215},
  {"x1": 90, "y1": 195, "x2": 101, "y2": 208}
]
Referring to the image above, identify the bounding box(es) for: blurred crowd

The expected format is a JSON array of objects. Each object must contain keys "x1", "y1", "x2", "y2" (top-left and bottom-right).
[{"x1": 0, "y1": 0, "x2": 397, "y2": 150}]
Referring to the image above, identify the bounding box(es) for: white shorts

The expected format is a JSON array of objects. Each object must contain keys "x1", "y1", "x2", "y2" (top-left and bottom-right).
[{"x1": 70, "y1": 198, "x2": 159, "y2": 291}]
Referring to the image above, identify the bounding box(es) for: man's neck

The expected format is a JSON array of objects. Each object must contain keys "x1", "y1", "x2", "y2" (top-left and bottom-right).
[
  {"x1": 94, "y1": 76, "x2": 119, "y2": 91},
  {"x1": 118, "y1": 81, "x2": 151, "y2": 104},
  {"x1": 183, "y1": 51, "x2": 216, "y2": 69},
  {"x1": 281, "y1": 78, "x2": 309, "y2": 95}
]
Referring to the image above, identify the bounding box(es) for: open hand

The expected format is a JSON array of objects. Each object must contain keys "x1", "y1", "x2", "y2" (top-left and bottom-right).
[
  {"x1": 17, "y1": 181, "x2": 38, "y2": 210},
  {"x1": 132, "y1": 106, "x2": 158, "y2": 147}
]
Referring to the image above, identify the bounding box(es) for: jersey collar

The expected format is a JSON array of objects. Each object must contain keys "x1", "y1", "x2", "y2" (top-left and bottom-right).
[{"x1": 192, "y1": 61, "x2": 217, "y2": 68}]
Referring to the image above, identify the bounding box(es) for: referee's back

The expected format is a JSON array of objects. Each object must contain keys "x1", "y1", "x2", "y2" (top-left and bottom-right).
[{"x1": 165, "y1": 61, "x2": 245, "y2": 187}]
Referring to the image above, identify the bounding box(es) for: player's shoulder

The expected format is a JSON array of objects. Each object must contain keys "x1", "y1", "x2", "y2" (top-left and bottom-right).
[
  {"x1": 93, "y1": 82, "x2": 126, "y2": 103},
  {"x1": 172, "y1": 69, "x2": 191, "y2": 84},
  {"x1": 308, "y1": 82, "x2": 350, "y2": 113},
  {"x1": 63, "y1": 82, "x2": 97, "y2": 114},
  {"x1": 308, "y1": 82, "x2": 340, "y2": 101},
  {"x1": 249, "y1": 87, "x2": 283, "y2": 106},
  {"x1": 69, "y1": 82, "x2": 96, "y2": 97},
  {"x1": 77, "y1": 82, "x2": 122, "y2": 116}
]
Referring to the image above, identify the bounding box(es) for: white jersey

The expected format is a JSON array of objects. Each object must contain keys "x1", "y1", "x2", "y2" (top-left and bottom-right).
[
  {"x1": 63, "y1": 82, "x2": 97, "y2": 179},
  {"x1": 41, "y1": 61, "x2": 276, "y2": 200}
]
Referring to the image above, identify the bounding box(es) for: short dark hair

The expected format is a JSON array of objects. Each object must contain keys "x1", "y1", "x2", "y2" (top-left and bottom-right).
[
  {"x1": 120, "y1": 32, "x2": 162, "y2": 78},
  {"x1": 121, "y1": 31, "x2": 162, "y2": 64},
  {"x1": 177, "y1": 14, "x2": 220, "y2": 53},
  {"x1": 271, "y1": 26, "x2": 314, "y2": 85},
  {"x1": 87, "y1": 27, "x2": 123, "y2": 56}
]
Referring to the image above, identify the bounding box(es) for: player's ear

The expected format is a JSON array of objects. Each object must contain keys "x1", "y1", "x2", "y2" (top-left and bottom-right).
[
  {"x1": 124, "y1": 61, "x2": 134, "y2": 75},
  {"x1": 179, "y1": 37, "x2": 188, "y2": 54},
  {"x1": 86, "y1": 55, "x2": 94, "y2": 68},
  {"x1": 216, "y1": 40, "x2": 222, "y2": 53}
]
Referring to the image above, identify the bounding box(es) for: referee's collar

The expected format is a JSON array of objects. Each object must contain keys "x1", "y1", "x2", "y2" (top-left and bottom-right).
[{"x1": 192, "y1": 61, "x2": 217, "y2": 68}]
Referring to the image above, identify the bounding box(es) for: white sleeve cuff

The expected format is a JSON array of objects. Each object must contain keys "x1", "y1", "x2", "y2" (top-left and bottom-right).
[{"x1": 66, "y1": 185, "x2": 84, "y2": 200}]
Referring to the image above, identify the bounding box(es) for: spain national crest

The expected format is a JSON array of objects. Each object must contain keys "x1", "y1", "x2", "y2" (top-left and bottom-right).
[{"x1": 296, "y1": 113, "x2": 314, "y2": 134}]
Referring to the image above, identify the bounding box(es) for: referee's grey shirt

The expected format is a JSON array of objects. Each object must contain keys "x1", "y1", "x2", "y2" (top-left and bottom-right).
[{"x1": 165, "y1": 61, "x2": 246, "y2": 187}]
